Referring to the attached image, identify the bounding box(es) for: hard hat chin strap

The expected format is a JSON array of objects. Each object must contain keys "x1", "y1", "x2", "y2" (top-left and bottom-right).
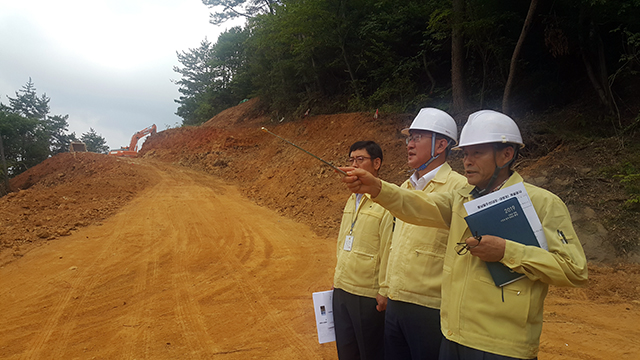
[
  {"x1": 470, "y1": 145, "x2": 518, "y2": 199},
  {"x1": 414, "y1": 134, "x2": 453, "y2": 173}
]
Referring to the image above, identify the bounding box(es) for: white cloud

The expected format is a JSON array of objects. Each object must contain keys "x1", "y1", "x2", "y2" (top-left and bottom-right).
[{"x1": 0, "y1": 0, "x2": 245, "y2": 149}]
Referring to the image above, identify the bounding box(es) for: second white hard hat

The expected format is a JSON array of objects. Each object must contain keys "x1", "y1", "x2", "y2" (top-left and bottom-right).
[
  {"x1": 455, "y1": 110, "x2": 524, "y2": 149},
  {"x1": 401, "y1": 108, "x2": 458, "y2": 144}
]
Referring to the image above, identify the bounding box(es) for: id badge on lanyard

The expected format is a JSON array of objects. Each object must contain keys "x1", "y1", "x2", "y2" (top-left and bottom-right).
[
  {"x1": 343, "y1": 235, "x2": 354, "y2": 251},
  {"x1": 344, "y1": 195, "x2": 362, "y2": 251}
]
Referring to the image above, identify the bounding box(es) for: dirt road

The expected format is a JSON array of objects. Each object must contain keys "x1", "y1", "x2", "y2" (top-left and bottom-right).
[
  {"x1": 1, "y1": 160, "x2": 639, "y2": 359},
  {"x1": 0, "y1": 163, "x2": 337, "y2": 359}
]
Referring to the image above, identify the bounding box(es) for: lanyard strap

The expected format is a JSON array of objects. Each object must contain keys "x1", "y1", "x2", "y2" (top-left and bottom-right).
[{"x1": 349, "y1": 195, "x2": 364, "y2": 235}]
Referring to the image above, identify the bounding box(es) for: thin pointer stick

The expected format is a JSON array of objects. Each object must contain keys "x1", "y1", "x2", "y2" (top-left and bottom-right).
[{"x1": 261, "y1": 127, "x2": 348, "y2": 176}]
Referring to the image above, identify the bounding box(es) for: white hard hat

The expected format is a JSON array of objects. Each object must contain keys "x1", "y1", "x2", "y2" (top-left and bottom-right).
[
  {"x1": 401, "y1": 108, "x2": 458, "y2": 144},
  {"x1": 455, "y1": 110, "x2": 524, "y2": 149}
]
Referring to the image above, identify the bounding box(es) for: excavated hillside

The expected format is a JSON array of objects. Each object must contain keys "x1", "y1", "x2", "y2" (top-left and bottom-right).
[
  {"x1": 1, "y1": 97, "x2": 639, "y2": 359},
  {"x1": 140, "y1": 98, "x2": 640, "y2": 264},
  {"x1": 6, "y1": 98, "x2": 637, "y2": 264}
]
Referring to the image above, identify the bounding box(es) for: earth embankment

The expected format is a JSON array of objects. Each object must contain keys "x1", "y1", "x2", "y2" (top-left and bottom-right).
[{"x1": 1, "y1": 98, "x2": 639, "y2": 359}]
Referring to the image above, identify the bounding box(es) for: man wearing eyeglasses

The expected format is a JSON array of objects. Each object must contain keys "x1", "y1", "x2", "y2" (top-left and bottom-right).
[
  {"x1": 333, "y1": 141, "x2": 394, "y2": 360},
  {"x1": 382, "y1": 108, "x2": 466, "y2": 360},
  {"x1": 339, "y1": 110, "x2": 587, "y2": 360}
]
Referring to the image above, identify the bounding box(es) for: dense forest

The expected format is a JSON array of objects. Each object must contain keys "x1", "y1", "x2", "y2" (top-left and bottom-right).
[
  {"x1": 2, "y1": 0, "x2": 639, "y2": 210},
  {"x1": 174, "y1": 0, "x2": 640, "y2": 135}
]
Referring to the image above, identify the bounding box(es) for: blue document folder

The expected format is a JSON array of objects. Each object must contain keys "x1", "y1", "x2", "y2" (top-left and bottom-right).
[{"x1": 464, "y1": 197, "x2": 540, "y2": 287}]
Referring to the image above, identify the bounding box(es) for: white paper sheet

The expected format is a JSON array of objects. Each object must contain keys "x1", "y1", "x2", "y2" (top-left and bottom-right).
[
  {"x1": 312, "y1": 290, "x2": 336, "y2": 344},
  {"x1": 464, "y1": 182, "x2": 548, "y2": 250}
]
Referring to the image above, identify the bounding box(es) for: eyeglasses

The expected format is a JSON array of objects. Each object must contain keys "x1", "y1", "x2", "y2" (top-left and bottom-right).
[
  {"x1": 347, "y1": 156, "x2": 371, "y2": 165},
  {"x1": 455, "y1": 232, "x2": 482, "y2": 255},
  {"x1": 405, "y1": 134, "x2": 425, "y2": 144}
]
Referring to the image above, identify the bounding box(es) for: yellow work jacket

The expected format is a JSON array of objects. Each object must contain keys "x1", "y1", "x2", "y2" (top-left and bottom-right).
[
  {"x1": 374, "y1": 172, "x2": 587, "y2": 359},
  {"x1": 334, "y1": 193, "x2": 394, "y2": 299},
  {"x1": 382, "y1": 163, "x2": 467, "y2": 309}
]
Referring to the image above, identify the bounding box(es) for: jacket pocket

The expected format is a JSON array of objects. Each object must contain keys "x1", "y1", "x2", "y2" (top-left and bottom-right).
[
  {"x1": 403, "y1": 248, "x2": 445, "y2": 297},
  {"x1": 461, "y1": 275, "x2": 531, "y2": 342},
  {"x1": 344, "y1": 250, "x2": 379, "y2": 288}
]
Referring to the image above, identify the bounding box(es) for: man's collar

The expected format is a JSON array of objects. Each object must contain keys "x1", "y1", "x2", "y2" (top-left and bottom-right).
[
  {"x1": 352, "y1": 191, "x2": 373, "y2": 200},
  {"x1": 459, "y1": 171, "x2": 524, "y2": 198},
  {"x1": 432, "y1": 162, "x2": 453, "y2": 184},
  {"x1": 410, "y1": 164, "x2": 440, "y2": 190}
]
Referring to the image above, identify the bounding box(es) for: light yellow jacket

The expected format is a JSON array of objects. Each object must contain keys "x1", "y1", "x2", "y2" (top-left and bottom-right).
[
  {"x1": 334, "y1": 193, "x2": 394, "y2": 299},
  {"x1": 382, "y1": 163, "x2": 467, "y2": 309},
  {"x1": 374, "y1": 172, "x2": 587, "y2": 359}
]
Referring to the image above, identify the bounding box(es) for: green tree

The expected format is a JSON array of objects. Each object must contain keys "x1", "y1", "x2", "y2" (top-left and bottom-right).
[
  {"x1": 174, "y1": 28, "x2": 251, "y2": 125},
  {"x1": 46, "y1": 114, "x2": 77, "y2": 154},
  {"x1": 6, "y1": 79, "x2": 75, "y2": 155},
  {"x1": 173, "y1": 39, "x2": 217, "y2": 125},
  {"x1": 202, "y1": 0, "x2": 280, "y2": 25},
  {"x1": 7, "y1": 78, "x2": 50, "y2": 121},
  {"x1": 0, "y1": 105, "x2": 48, "y2": 176},
  {"x1": 185, "y1": 0, "x2": 640, "y2": 129},
  {"x1": 357, "y1": 0, "x2": 452, "y2": 111},
  {"x1": 1, "y1": 79, "x2": 78, "y2": 177},
  {"x1": 213, "y1": 27, "x2": 250, "y2": 90},
  {"x1": 502, "y1": 0, "x2": 539, "y2": 115},
  {"x1": 451, "y1": 0, "x2": 469, "y2": 113},
  {"x1": 80, "y1": 128, "x2": 109, "y2": 154},
  {"x1": 0, "y1": 132, "x2": 8, "y2": 195},
  {"x1": 244, "y1": 0, "x2": 378, "y2": 115},
  {"x1": 243, "y1": 3, "x2": 313, "y2": 116}
]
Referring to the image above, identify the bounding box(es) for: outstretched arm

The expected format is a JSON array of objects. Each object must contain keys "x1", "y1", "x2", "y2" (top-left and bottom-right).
[
  {"x1": 339, "y1": 168, "x2": 453, "y2": 230},
  {"x1": 339, "y1": 167, "x2": 383, "y2": 197}
]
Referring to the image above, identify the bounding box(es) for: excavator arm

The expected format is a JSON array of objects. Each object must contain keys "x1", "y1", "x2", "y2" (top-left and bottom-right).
[
  {"x1": 127, "y1": 124, "x2": 157, "y2": 152},
  {"x1": 108, "y1": 124, "x2": 157, "y2": 157}
]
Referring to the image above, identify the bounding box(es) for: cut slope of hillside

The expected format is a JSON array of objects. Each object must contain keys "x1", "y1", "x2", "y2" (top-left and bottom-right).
[
  {"x1": 141, "y1": 99, "x2": 639, "y2": 264},
  {"x1": 3, "y1": 98, "x2": 637, "y2": 265},
  {"x1": 141, "y1": 104, "x2": 414, "y2": 239},
  {"x1": 1, "y1": 98, "x2": 639, "y2": 359}
]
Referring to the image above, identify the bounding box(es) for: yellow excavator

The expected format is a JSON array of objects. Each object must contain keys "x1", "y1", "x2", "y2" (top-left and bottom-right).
[{"x1": 108, "y1": 124, "x2": 157, "y2": 157}]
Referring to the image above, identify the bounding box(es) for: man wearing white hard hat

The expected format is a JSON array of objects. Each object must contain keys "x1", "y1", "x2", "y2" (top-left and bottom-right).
[
  {"x1": 339, "y1": 110, "x2": 587, "y2": 359},
  {"x1": 382, "y1": 108, "x2": 466, "y2": 360}
]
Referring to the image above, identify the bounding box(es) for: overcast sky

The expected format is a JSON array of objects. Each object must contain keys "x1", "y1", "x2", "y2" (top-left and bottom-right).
[{"x1": 0, "y1": 0, "x2": 244, "y2": 150}]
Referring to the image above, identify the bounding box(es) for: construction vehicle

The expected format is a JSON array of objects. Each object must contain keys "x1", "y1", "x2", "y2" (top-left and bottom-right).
[
  {"x1": 108, "y1": 124, "x2": 157, "y2": 157},
  {"x1": 69, "y1": 141, "x2": 88, "y2": 152}
]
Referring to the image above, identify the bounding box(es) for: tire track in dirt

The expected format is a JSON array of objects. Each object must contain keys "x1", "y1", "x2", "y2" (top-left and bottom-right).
[
  {"x1": 19, "y1": 216, "x2": 131, "y2": 360},
  {"x1": 142, "y1": 166, "x2": 324, "y2": 357},
  {"x1": 120, "y1": 165, "x2": 219, "y2": 358},
  {"x1": 20, "y1": 273, "x2": 81, "y2": 360},
  {"x1": 23, "y1": 164, "x2": 168, "y2": 359},
  {"x1": 45, "y1": 233, "x2": 128, "y2": 359},
  {"x1": 117, "y1": 199, "x2": 168, "y2": 359},
  {"x1": 0, "y1": 162, "x2": 337, "y2": 360},
  {"x1": 164, "y1": 177, "x2": 218, "y2": 358},
  {"x1": 161, "y1": 168, "x2": 284, "y2": 357},
  {"x1": 197, "y1": 191, "x2": 320, "y2": 357}
]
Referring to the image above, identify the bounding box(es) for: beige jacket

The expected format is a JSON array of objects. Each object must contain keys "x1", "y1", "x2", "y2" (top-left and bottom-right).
[
  {"x1": 334, "y1": 193, "x2": 394, "y2": 298},
  {"x1": 374, "y1": 172, "x2": 588, "y2": 359},
  {"x1": 381, "y1": 163, "x2": 467, "y2": 308}
]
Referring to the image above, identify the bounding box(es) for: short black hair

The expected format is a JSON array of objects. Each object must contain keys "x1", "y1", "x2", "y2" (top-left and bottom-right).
[{"x1": 349, "y1": 141, "x2": 383, "y2": 163}]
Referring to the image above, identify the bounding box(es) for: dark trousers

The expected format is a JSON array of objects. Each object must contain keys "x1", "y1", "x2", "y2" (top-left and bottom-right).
[
  {"x1": 333, "y1": 288, "x2": 385, "y2": 360},
  {"x1": 439, "y1": 338, "x2": 537, "y2": 360},
  {"x1": 384, "y1": 299, "x2": 442, "y2": 360}
]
